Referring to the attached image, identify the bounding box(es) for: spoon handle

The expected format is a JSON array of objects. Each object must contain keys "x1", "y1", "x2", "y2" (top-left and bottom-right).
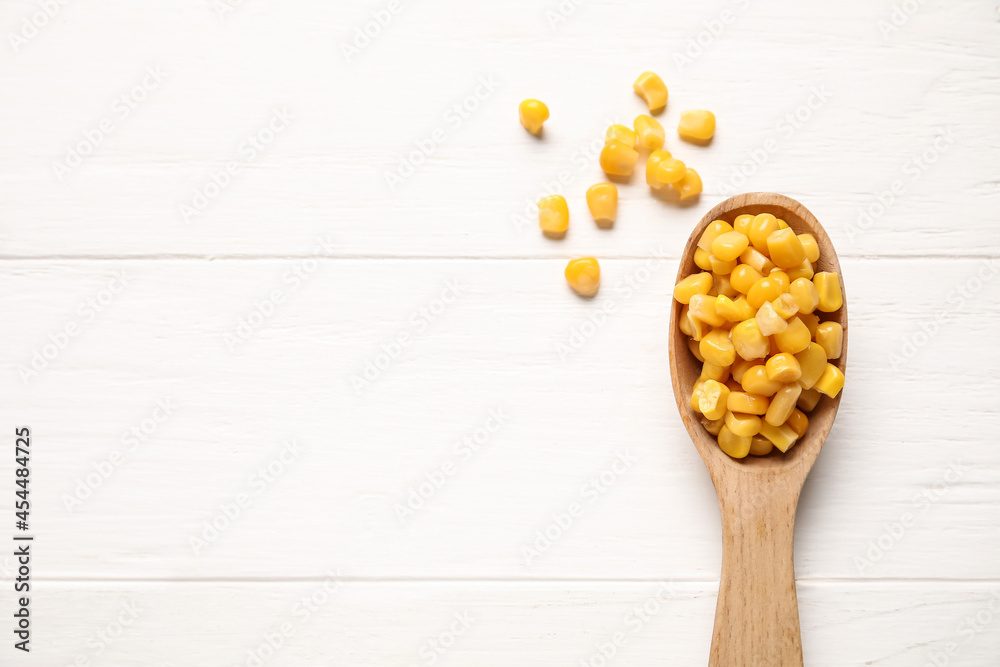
[{"x1": 709, "y1": 487, "x2": 803, "y2": 666}]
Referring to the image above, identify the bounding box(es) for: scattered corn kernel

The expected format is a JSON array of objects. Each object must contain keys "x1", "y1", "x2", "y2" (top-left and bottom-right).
[
  {"x1": 645, "y1": 149, "x2": 670, "y2": 187},
  {"x1": 538, "y1": 195, "x2": 569, "y2": 235},
  {"x1": 606, "y1": 124, "x2": 638, "y2": 149},
  {"x1": 673, "y1": 272, "x2": 713, "y2": 304},
  {"x1": 813, "y1": 272, "x2": 843, "y2": 312},
  {"x1": 711, "y1": 231, "x2": 750, "y2": 262},
  {"x1": 718, "y1": 425, "x2": 751, "y2": 458},
  {"x1": 518, "y1": 99, "x2": 549, "y2": 135},
  {"x1": 814, "y1": 363, "x2": 845, "y2": 398},
  {"x1": 765, "y1": 352, "x2": 801, "y2": 383},
  {"x1": 727, "y1": 391, "x2": 769, "y2": 416},
  {"x1": 678, "y1": 110, "x2": 716, "y2": 142},
  {"x1": 759, "y1": 421, "x2": 798, "y2": 453},
  {"x1": 794, "y1": 343, "x2": 828, "y2": 390},
  {"x1": 764, "y1": 383, "x2": 802, "y2": 427},
  {"x1": 564, "y1": 257, "x2": 600, "y2": 297},
  {"x1": 755, "y1": 300, "x2": 788, "y2": 336},
  {"x1": 815, "y1": 321, "x2": 844, "y2": 359},
  {"x1": 633, "y1": 115, "x2": 665, "y2": 150},
  {"x1": 673, "y1": 167, "x2": 703, "y2": 201},
  {"x1": 741, "y1": 365, "x2": 782, "y2": 397},
  {"x1": 600, "y1": 140, "x2": 639, "y2": 176},
  {"x1": 698, "y1": 379, "x2": 730, "y2": 420},
  {"x1": 749, "y1": 434, "x2": 773, "y2": 456},
  {"x1": 731, "y1": 318, "x2": 769, "y2": 360},
  {"x1": 655, "y1": 157, "x2": 687, "y2": 186},
  {"x1": 700, "y1": 328, "x2": 736, "y2": 367},
  {"x1": 725, "y1": 411, "x2": 761, "y2": 437},
  {"x1": 633, "y1": 71, "x2": 668, "y2": 113},
  {"x1": 586, "y1": 183, "x2": 618, "y2": 226}
]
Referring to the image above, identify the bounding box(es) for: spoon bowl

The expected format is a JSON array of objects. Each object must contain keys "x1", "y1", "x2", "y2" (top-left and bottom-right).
[{"x1": 668, "y1": 193, "x2": 847, "y2": 666}]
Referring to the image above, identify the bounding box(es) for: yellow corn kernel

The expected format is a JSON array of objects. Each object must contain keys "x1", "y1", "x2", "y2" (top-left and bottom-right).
[
  {"x1": 786, "y1": 259, "x2": 814, "y2": 282},
  {"x1": 749, "y1": 214, "x2": 780, "y2": 253},
  {"x1": 583, "y1": 183, "x2": 618, "y2": 227},
  {"x1": 700, "y1": 361, "x2": 731, "y2": 383},
  {"x1": 789, "y1": 277, "x2": 820, "y2": 314},
  {"x1": 766, "y1": 228, "x2": 807, "y2": 269},
  {"x1": 673, "y1": 167, "x2": 703, "y2": 201},
  {"x1": 713, "y1": 274, "x2": 739, "y2": 299},
  {"x1": 715, "y1": 295, "x2": 745, "y2": 322},
  {"x1": 755, "y1": 301, "x2": 788, "y2": 336},
  {"x1": 740, "y1": 247, "x2": 776, "y2": 275},
  {"x1": 732, "y1": 214, "x2": 754, "y2": 235},
  {"x1": 673, "y1": 272, "x2": 713, "y2": 304},
  {"x1": 633, "y1": 114, "x2": 665, "y2": 151},
  {"x1": 697, "y1": 220, "x2": 734, "y2": 252},
  {"x1": 814, "y1": 363, "x2": 845, "y2": 398},
  {"x1": 606, "y1": 124, "x2": 637, "y2": 149},
  {"x1": 645, "y1": 149, "x2": 671, "y2": 187},
  {"x1": 518, "y1": 99, "x2": 549, "y2": 135},
  {"x1": 688, "y1": 337, "x2": 704, "y2": 362},
  {"x1": 730, "y1": 358, "x2": 756, "y2": 383},
  {"x1": 768, "y1": 335, "x2": 782, "y2": 357},
  {"x1": 747, "y1": 277, "x2": 785, "y2": 310},
  {"x1": 786, "y1": 409, "x2": 809, "y2": 437},
  {"x1": 765, "y1": 352, "x2": 802, "y2": 383},
  {"x1": 730, "y1": 318, "x2": 769, "y2": 360},
  {"x1": 655, "y1": 157, "x2": 686, "y2": 185},
  {"x1": 759, "y1": 421, "x2": 798, "y2": 453},
  {"x1": 725, "y1": 378, "x2": 743, "y2": 393},
  {"x1": 741, "y1": 364, "x2": 782, "y2": 397},
  {"x1": 794, "y1": 342, "x2": 827, "y2": 390},
  {"x1": 691, "y1": 380, "x2": 705, "y2": 412},
  {"x1": 727, "y1": 391, "x2": 769, "y2": 416},
  {"x1": 701, "y1": 416, "x2": 725, "y2": 435},
  {"x1": 698, "y1": 379, "x2": 730, "y2": 420},
  {"x1": 564, "y1": 257, "x2": 600, "y2": 296},
  {"x1": 633, "y1": 71, "x2": 668, "y2": 113},
  {"x1": 729, "y1": 264, "x2": 762, "y2": 294},
  {"x1": 681, "y1": 306, "x2": 707, "y2": 340},
  {"x1": 764, "y1": 382, "x2": 802, "y2": 427},
  {"x1": 718, "y1": 425, "x2": 751, "y2": 458},
  {"x1": 799, "y1": 311, "x2": 820, "y2": 336},
  {"x1": 700, "y1": 329, "x2": 736, "y2": 367},
  {"x1": 776, "y1": 218, "x2": 789, "y2": 229},
  {"x1": 771, "y1": 293, "x2": 799, "y2": 320},
  {"x1": 813, "y1": 272, "x2": 843, "y2": 312},
  {"x1": 679, "y1": 305, "x2": 693, "y2": 336},
  {"x1": 815, "y1": 321, "x2": 844, "y2": 359},
  {"x1": 725, "y1": 411, "x2": 761, "y2": 437},
  {"x1": 797, "y1": 386, "x2": 822, "y2": 411},
  {"x1": 678, "y1": 110, "x2": 716, "y2": 142},
  {"x1": 768, "y1": 270, "x2": 791, "y2": 291},
  {"x1": 774, "y1": 316, "x2": 811, "y2": 354},
  {"x1": 749, "y1": 435, "x2": 773, "y2": 456},
  {"x1": 797, "y1": 233, "x2": 820, "y2": 263},
  {"x1": 711, "y1": 231, "x2": 750, "y2": 262},
  {"x1": 689, "y1": 293, "x2": 726, "y2": 327},
  {"x1": 538, "y1": 195, "x2": 569, "y2": 235},
  {"x1": 600, "y1": 140, "x2": 639, "y2": 177},
  {"x1": 708, "y1": 254, "x2": 738, "y2": 275},
  {"x1": 694, "y1": 247, "x2": 713, "y2": 271}
]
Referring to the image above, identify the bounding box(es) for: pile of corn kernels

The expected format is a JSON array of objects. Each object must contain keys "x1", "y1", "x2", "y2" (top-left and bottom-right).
[{"x1": 675, "y1": 213, "x2": 845, "y2": 458}]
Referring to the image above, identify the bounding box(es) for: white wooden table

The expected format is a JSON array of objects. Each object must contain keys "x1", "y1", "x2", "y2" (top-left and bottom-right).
[{"x1": 2, "y1": 0, "x2": 999, "y2": 664}]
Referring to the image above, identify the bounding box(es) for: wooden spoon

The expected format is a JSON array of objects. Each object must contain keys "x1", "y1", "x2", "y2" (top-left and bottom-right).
[{"x1": 668, "y1": 193, "x2": 848, "y2": 666}]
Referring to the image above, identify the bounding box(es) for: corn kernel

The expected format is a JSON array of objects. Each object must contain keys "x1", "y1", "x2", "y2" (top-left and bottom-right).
[
  {"x1": 701, "y1": 416, "x2": 725, "y2": 435},
  {"x1": 776, "y1": 218, "x2": 789, "y2": 229},
  {"x1": 717, "y1": 425, "x2": 751, "y2": 458},
  {"x1": 688, "y1": 337, "x2": 704, "y2": 362},
  {"x1": 768, "y1": 270, "x2": 791, "y2": 291},
  {"x1": 645, "y1": 149, "x2": 670, "y2": 187},
  {"x1": 681, "y1": 306, "x2": 706, "y2": 340},
  {"x1": 814, "y1": 363, "x2": 845, "y2": 398},
  {"x1": 794, "y1": 343, "x2": 827, "y2": 389},
  {"x1": 700, "y1": 328, "x2": 736, "y2": 367},
  {"x1": 673, "y1": 272, "x2": 713, "y2": 304},
  {"x1": 725, "y1": 411, "x2": 761, "y2": 437},
  {"x1": 727, "y1": 391, "x2": 769, "y2": 415},
  {"x1": 694, "y1": 247, "x2": 713, "y2": 271},
  {"x1": 725, "y1": 378, "x2": 742, "y2": 392},
  {"x1": 708, "y1": 254, "x2": 737, "y2": 275},
  {"x1": 700, "y1": 361, "x2": 731, "y2": 383},
  {"x1": 786, "y1": 409, "x2": 809, "y2": 437},
  {"x1": 633, "y1": 115, "x2": 665, "y2": 151},
  {"x1": 766, "y1": 228, "x2": 807, "y2": 268},
  {"x1": 740, "y1": 247, "x2": 775, "y2": 275},
  {"x1": 698, "y1": 379, "x2": 730, "y2": 420},
  {"x1": 815, "y1": 321, "x2": 844, "y2": 359},
  {"x1": 749, "y1": 214, "x2": 780, "y2": 253},
  {"x1": 678, "y1": 110, "x2": 716, "y2": 142},
  {"x1": 774, "y1": 316, "x2": 811, "y2": 354},
  {"x1": 765, "y1": 352, "x2": 801, "y2": 383},
  {"x1": 581, "y1": 183, "x2": 618, "y2": 228},
  {"x1": 730, "y1": 318, "x2": 769, "y2": 360},
  {"x1": 786, "y1": 259, "x2": 814, "y2": 282},
  {"x1": 673, "y1": 167, "x2": 703, "y2": 201},
  {"x1": 759, "y1": 421, "x2": 798, "y2": 453},
  {"x1": 789, "y1": 277, "x2": 820, "y2": 314},
  {"x1": 690, "y1": 380, "x2": 705, "y2": 411},
  {"x1": 755, "y1": 301, "x2": 788, "y2": 336},
  {"x1": 715, "y1": 295, "x2": 745, "y2": 322},
  {"x1": 733, "y1": 214, "x2": 754, "y2": 235},
  {"x1": 518, "y1": 99, "x2": 549, "y2": 135},
  {"x1": 799, "y1": 312, "x2": 820, "y2": 336},
  {"x1": 689, "y1": 293, "x2": 726, "y2": 327},
  {"x1": 606, "y1": 124, "x2": 637, "y2": 149},
  {"x1": 749, "y1": 435, "x2": 773, "y2": 456},
  {"x1": 764, "y1": 382, "x2": 801, "y2": 426},
  {"x1": 747, "y1": 277, "x2": 785, "y2": 310},
  {"x1": 538, "y1": 195, "x2": 569, "y2": 235},
  {"x1": 730, "y1": 358, "x2": 756, "y2": 383},
  {"x1": 600, "y1": 140, "x2": 639, "y2": 177},
  {"x1": 697, "y1": 220, "x2": 734, "y2": 252},
  {"x1": 741, "y1": 365, "x2": 782, "y2": 397},
  {"x1": 730, "y1": 264, "x2": 762, "y2": 294},
  {"x1": 813, "y1": 272, "x2": 843, "y2": 312},
  {"x1": 655, "y1": 157, "x2": 686, "y2": 185},
  {"x1": 564, "y1": 257, "x2": 600, "y2": 296},
  {"x1": 771, "y1": 293, "x2": 800, "y2": 320},
  {"x1": 769, "y1": 335, "x2": 782, "y2": 357},
  {"x1": 711, "y1": 231, "x2": 750, "y2": 262},
  {"x1": 797, "y1": 386, "x2": 821, "y2": 411},
  {"x1": 633, "y1": 71, "x2": 668, "y2": 113},
  {"x1": 797, "y1": 233, "x2": 820, "y2": 263},
  {"x1": 713, "y1": 274, "x2": 739, "y2": 299}
]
